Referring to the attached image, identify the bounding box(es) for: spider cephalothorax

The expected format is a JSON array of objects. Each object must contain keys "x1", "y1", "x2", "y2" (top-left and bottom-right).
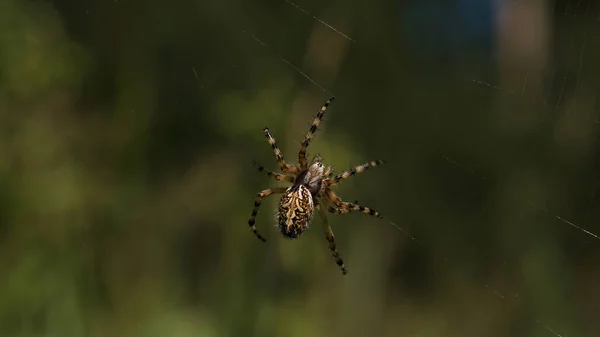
[{"x1": 248, "y1": 96, "x2": 386, "y2": 275}]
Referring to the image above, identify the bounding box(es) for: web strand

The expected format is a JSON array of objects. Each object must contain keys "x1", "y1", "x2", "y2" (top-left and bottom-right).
[
  {"x1": 441, "y1": 155, "x2": 600, "y2": 241},
  {"x1": 283, "y1": 0, "x2": 356, "y2": 42},
  {"x1": 469, "y1": 0, "x2": 596, "y2": 121},
  {"x1": 467, "y1": 76, "x2": 600, "y2": 124},
  {"x1": 572, "y1": 3, "x2": 590, "y2": 114},
  {"x1": 387, "y1": 220, "x2": 420, "y2": 243},
  {"x1": 241, "y1": 28, "x2": 333, "y2": 96},
  {"x1": 381, "y1": 191, "x2": 564, "y2": 337}
]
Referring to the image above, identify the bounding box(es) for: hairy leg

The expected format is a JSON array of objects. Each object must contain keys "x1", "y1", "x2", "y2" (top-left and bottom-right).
[
  {"x1": 325, "y1": 189, "x2": 383, "y2": 219},
  {"x1": 317, "y1": 201, "x2": 347, "y2": 275},
  {"x1": 253, "y1": 161, "x2": 295, "y2": 183},
  {"x1": 298, "y1": 96, "x2": 335, "y2": 170},
  {"x1": 264, "y1": 128, "x2": 299, "y2": 174},
  {"x1": 248, "y1": 187, "x2": 288, "y2": 241},
  {"x1": 325, "y1": 160, "x2": 385, "y2": 186}
]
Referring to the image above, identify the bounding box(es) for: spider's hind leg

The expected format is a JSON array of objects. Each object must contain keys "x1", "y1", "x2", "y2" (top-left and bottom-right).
[
  {"x1": 248, "y1": 187, "x2": 287, "y2": 241},
  {"x1": 263, "y1": 128, "x2": 299, "y2": 174},
  {"x1": 317, "y1": 200, "x2": 347, "y2": 275},
  {"x1": 325, "y1": 189, "x2": 383, "y2": 219},
  {"x1": 298, "y1": 96, "x2": 335, "y2": 170}
]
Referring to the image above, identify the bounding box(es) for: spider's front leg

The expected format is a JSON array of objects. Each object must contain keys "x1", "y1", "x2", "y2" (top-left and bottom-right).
[
  {"x1": 317, "y1": 200, "x2": 347, "y2": 275},
  {"x1": 298, "y1": 96, "x2": 335, "y2": 170},
  {"x1": 253, "y1": 161, "x2": 295, "y2": 183},
  {"x1": 264, "y1": 128, "x2": 300, "y2": 174},
  {"x1": 325, "y1": 189, "x2": 383, "y2": 219},
  {"x1": 325, "y1": 160, "x2": 385, "y2": 186},
  {"x1": 248, "y1": 187, "x2": 287, "y2": 241}
]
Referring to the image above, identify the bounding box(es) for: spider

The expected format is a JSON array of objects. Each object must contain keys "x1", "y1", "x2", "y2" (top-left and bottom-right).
[{"x1": 248, "y1": 96, "x2": 385, "y2": 275}]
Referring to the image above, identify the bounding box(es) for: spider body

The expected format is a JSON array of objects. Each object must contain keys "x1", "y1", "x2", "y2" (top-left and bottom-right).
[
  {"x1": 248, "y1": 96, "x2": 386, "y2": 275},
  {"x1": 277, "y1": 185, "x2": 313, "y2": 238},
  {"x1": 277, "y1": 158, "x2": 330, "y2": 238},
  {"x1": 293, "y1": 159, "x2": 326, "y2": 195}
]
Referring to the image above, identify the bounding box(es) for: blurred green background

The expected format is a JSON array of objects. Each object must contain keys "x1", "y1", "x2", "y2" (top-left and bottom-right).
[{"x1": 1, "y1": 0, "x2": 599, "y2": 336}]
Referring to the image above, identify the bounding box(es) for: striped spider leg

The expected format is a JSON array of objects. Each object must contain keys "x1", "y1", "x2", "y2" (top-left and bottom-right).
[
  {"x1": 263, "y1": 128, "x2": 300, "y2": 174},
  {"x1": 253, "y1": 161, "x2": 295, "y2": 183},
  {"x1": 324, "y1": 189, "x2": 383, "y2": 219},
  {"x1": 325, "y1": 160, "x2": 386, "y2": 186},
  {"x1": 248, "y1": 187, "x2": 288, "y2": 241},
  {"x1": 319, "y1": 191, "x2": 382, "y2": 275},
  {"x1": 298, "y1": 96, "x2": 335, "y2": 171},
  {"x1": 316, "y1": 199, "x2": 348, "y2": 274}
]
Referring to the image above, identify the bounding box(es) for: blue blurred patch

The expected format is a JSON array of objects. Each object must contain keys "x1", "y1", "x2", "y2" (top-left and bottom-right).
[{"x1": 400, "y1": 0, "x2": 496, "y2": 63}]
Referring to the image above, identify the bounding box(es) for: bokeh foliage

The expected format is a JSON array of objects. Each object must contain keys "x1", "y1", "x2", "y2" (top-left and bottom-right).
[{"x1": 1, "y1": 0, "x2": 599, "y2": 336}]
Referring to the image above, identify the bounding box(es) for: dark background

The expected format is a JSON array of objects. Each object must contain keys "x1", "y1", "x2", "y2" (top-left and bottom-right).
[{"x1": 0, "y1": 0, "x2": 599, "y2": 336}]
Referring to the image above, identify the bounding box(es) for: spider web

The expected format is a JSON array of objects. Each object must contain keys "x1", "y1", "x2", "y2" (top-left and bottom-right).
[
  {"x1": 204, "y1": 0, "x2": 600, "y2": 336},
  {"x1": 468, "y1": 0, "x2": 600, "y2": 120},
  {"x1": 172, "y1": 0, "x2": 600, "y2": 337}
]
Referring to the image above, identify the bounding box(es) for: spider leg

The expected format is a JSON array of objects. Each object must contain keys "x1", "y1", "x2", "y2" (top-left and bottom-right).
[
  {"x1": 325, "y1": 189, "x2": 383, "y2": 219},
  {"x1": 248, "y1": 187, "x2": 288, "y2": 241},
  {"x1": 253, "y1": 161, "x2": 295, "y2": 183},
  {"x1": 263, "y1": 128, "x2": 300, "y2": 174},
  {"x1": 298, "y1": 96, "x2": 335, "y2": 170},
  {"x1": 325, "y1": 160, "x2": 385, "y2": 186},
  {"x1": 320, "y1": 196, "x2": 344, "y2": 214},
  {"x1": 324, "y1": 165, "x2": 334, "y2": 177},
  {"x1": 316, "y1": 200, "x2": 347, "y2": 275}
]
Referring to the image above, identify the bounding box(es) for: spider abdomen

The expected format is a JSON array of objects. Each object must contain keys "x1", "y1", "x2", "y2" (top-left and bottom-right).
[{"x1": 277, "y1": 185, "x2": 314, "y2": 238}]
